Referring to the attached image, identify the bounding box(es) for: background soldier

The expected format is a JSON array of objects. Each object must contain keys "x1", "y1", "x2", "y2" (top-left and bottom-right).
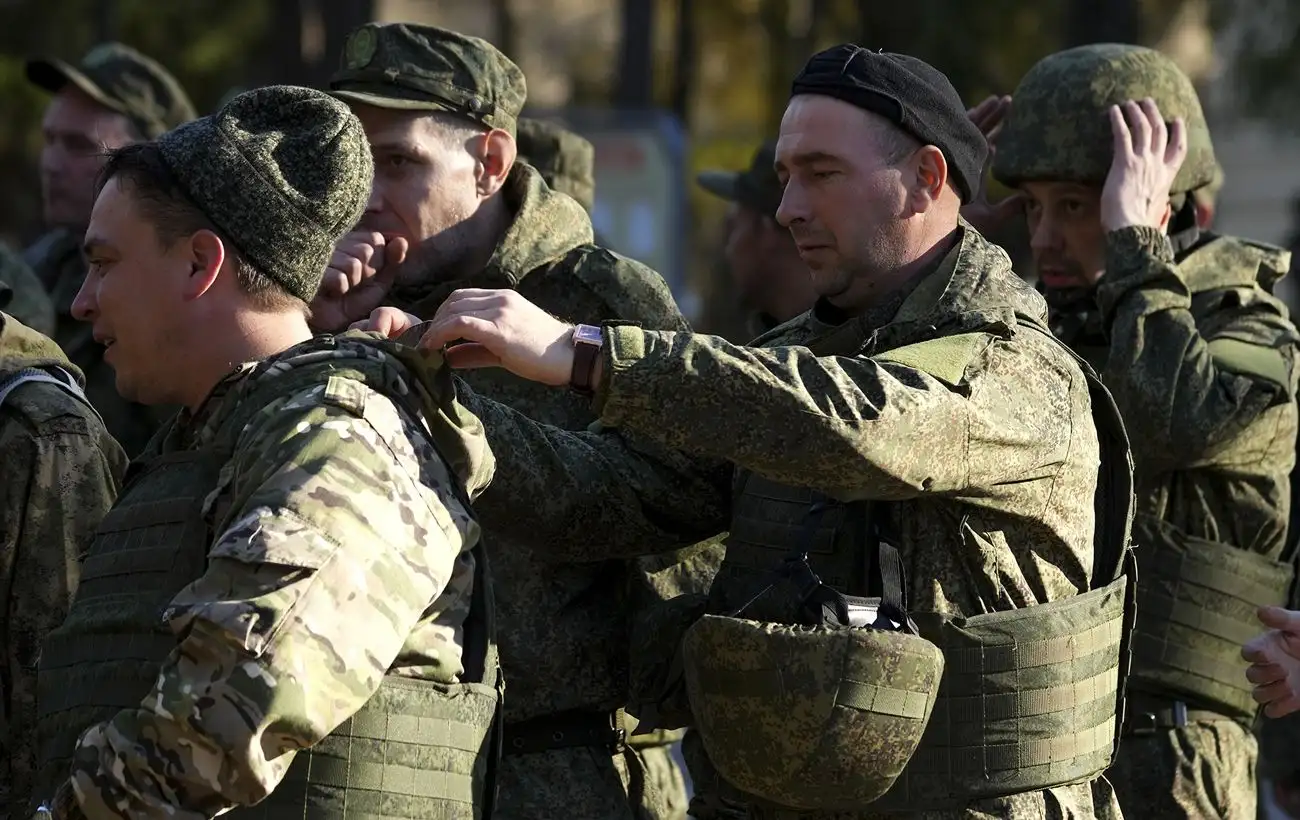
[
  {"x1": 696, "y1": 141, "x2": 814, "y2": 334},
  {"x1": 364, "y1": 43, "x2": 1135, "y2": 819},
  {"x1": 990, "y1": 43, "x2": 1300, "y2": 820},
  {"x1": 23, "y1": 42, "x2": 195, "y2": 457},
  {"x1": 311, "y1": 22, "x2": 692, "y2": 820},
  {"x1": 29, "y1": 85, "x2": 498, "y2": 819},
  {"x1": 0, "y1": 246, "x2": 54, "y2": 337},
  {"x1": 0, "y1": 305, "x2": 124, "y2": 820}
]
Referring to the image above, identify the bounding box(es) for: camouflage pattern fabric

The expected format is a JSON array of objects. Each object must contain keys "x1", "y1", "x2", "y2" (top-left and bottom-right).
[
  {"x1": 25, "y1": 42, "x2": 195, "y2": 140},
  {"x1": 454, "y1": 222, "x2": 1124, "y2": 818},
  {"x1": 516, "y1": 116, "x2": 596, "y2": 214},
  {"x1": 1051, "y1": 227, "x2": 1299, "y2": 820},
  {"x1": 992, "y1": 43, "x2": 1217, "y2": 194},
  {"x1": 23, "y1": 228, "x2": 173, "y2": 459},
  {"x1": 1107, "y1": 721, "x2": 1256, "y2": 820},
  {"x1": 0, "y1": 246, "x2": 54, "y2": 337},
  {"x1": 386, "y1": 162, "x2": 691, "y2": 819},
  {"x1": 0, "y1": 313, "x2": 126, "y2": 820},
  {"x1": 37, "y1": 334, "x2": 493, "y2": 819}
]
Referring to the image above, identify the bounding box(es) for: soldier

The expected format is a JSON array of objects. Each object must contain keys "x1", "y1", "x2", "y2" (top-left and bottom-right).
[
  {"x1": 0, "y1": 245, "x2": 55, "y2": 337},
  {"x1": 365, "y1": 44, "x2": 1137, "y2": 818},
  {"x1": 311, "y1": 23, "x2": 691, "y2": 819},
  {"x1": 24, "y1": 42, "x2": 196, "y2": 457},
  {"x1": 987, "y1": 44, "x2": 1300, "y2": 820},
  {"x1": 0, "y1": 305, "x2": 124, "y2": 820},
  {"x1": 28, "y1": 86, "x2": 498, "y2": 819},
  {"x1": 516, "y1": 113, "x2": 695, "y2": 819},
  {"x1": 697, "y1": 141, "x2": 815, "y2": 333}
]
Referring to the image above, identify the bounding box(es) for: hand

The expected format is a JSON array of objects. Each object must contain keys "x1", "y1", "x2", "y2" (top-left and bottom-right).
[
  {"x1": 1100, "y1": 98, "x2": 1188, "y2": 232},
  {"x1": 1243, "y1": 606, "x2": 1300, "y2": 717},
  {"x1": 350, "y1": 307, "x2": 422, "y2": 338},
  {"x1": 960, "y1": 95, "x2": 1024, "y2": 236},
  {"x1": 417, "y1": 288, "x2": 577, "y2": 386},
  {"x1": 309, "y1": 231, "x2": 409, "y2": 332}
]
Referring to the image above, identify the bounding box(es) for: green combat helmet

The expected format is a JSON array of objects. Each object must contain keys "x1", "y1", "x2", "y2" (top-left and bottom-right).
[
  {"x1": 681, "y1": 538, "x2": 945, "y2": 810},
  {"x1": 992, "y1": 43, "x2": 1217, "y2": 194},
  {"x1": 516, "y1": 117, "x2": 596, "y2": 214}
]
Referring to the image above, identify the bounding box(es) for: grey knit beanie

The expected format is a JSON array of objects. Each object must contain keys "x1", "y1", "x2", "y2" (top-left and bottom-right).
[{"x1": 156, "y1": 85, "x2": 373, "y2": 301}]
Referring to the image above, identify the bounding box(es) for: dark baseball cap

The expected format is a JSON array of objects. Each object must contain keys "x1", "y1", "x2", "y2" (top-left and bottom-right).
[
  {"x1": 697, "y1": 141, "x2": 782, "y2": 219},
  {"x1": 791, "y1": 45, "x2": 987, "y2": 203},
  {"x1": 329, "y1": 23, "x2": 526, "y2": 136},
  {"x1": 26, "y1": 42, "x2": 195, "y2": 139}
]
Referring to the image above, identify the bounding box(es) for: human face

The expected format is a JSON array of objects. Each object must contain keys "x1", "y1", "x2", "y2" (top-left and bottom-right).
[
  {"x1": 1022, "y1": 181, "x2": 1107, "y2": 298},
  {"x1": 774, "y1": 95, "x2": 910, "y2": 306},
  {"x1": 72, "y1": 177, "x2": 192, "y2": 405},
  {"x1": 724, "y1": 203, "x2": 814, "y2": 322},
  {"x1": 40, "y1": 87, "x2": 137, "y2": 231},
  {"x1": 352, "y1": 105, "x2": 482, "y2": 285}
]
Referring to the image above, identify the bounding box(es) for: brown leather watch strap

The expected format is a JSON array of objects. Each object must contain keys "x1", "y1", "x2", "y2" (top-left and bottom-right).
[{"x1": 570, "y1": 324, "x2": 603, "y2": 395}]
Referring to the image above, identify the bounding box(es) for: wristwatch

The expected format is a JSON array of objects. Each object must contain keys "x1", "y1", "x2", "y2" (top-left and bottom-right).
[{"x1": 569, "y1": 324, "x2": 603, "y2": 395}]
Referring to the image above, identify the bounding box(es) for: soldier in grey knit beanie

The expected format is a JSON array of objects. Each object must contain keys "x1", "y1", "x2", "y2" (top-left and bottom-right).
[{"x1": 154, "y1": 84, "x2": 374, "y2": 301}]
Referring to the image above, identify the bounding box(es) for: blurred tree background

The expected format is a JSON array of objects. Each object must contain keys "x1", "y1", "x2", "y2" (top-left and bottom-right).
[{"x1": 0, "y1": 0, "x2": 1291, "y2": 334}]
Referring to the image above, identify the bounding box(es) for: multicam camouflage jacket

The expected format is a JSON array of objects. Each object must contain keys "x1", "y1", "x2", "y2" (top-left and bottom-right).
[
  {"x1": 0, "y1": 313, "x2": 125, "y2": 820},
  {"x1": 33, "y1": 333, "x2": 493, "y2": 819}
]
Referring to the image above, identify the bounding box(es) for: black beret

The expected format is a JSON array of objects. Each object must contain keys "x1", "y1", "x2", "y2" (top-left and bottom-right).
[{"x1": 791, "y1": 45, "x2": 987, "y2": 204}]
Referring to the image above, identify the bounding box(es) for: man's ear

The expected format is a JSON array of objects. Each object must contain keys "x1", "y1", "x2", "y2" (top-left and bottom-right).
[
  {"x1": 906, "y1": 146, "x2": 949, "y2": 215},
  {"x1": 474, "y1": 129, "x2": 517, "y2": 198},
  {"x1": 182, "y1": 229, "x2": 226, "y2": 301}
]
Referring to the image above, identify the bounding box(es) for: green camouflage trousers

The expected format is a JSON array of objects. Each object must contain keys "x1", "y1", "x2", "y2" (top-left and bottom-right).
[
  {"x1": 494, "y1": 743, "x2": 687, "y2": 819},
  {"x1": 1107, "y1": 720, "x2": 1257, "y2": 820}
]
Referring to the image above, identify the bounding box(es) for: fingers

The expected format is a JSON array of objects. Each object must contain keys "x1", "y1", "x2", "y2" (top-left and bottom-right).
[
  {"x1": 443, "y1": 342, "x2": 504, "y2": 370},
  {"x1": 1260, "y1": 606, "x2": 1300, "y2": 633},
  {"x1": 1140, "y1": 98, "x2": 1166, "y2": 156},
  {"x1": 1246, "y1": 662, "x2": 1288, "y2": 686},
  {"x1": 1123, "y1": 100, "x2": 1151, "y2": 157},
  {"x1": 1167, "y1": 116, "x2": 1188, "y2": 167},
  {"x1": 387, "y1": 235, "x2": 409, "y2": 269},
  {"x1": 354, "y1": 306, "x2": 420, "y2": 338},
  {"x1": 318, "y1": 269, "x2": 350, "y2": 298},
  {"x1": 967, "y1": 95, "x2": 998, "y2": 125},
  {"x1": 420, "y1": 313, "x2": 502, "y2": 352},
  {"x1": 1254, "y1": 678, "x2": 1297, "y2": 706},
  {"x1": 1109, "y1": 104, "x2": 1134, "y2": 164},
  {"x1": 1265, "y1": 695, "x2": 1300, "y2": 719}
]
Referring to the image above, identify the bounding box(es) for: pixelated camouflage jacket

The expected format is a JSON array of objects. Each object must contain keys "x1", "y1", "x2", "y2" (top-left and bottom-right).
[
  {"x1": 38, "y1": 333, "x2": 493, "y2": 820},
  {"x1": 23, "y1": 229, "x2": 174, "y2": 459},
  {"x1": 389, "y1": 161, "x2": 693, "y2": 725},
  {"x1": 0, "y1": 314, "x2": 125, "y2": 820},
  {"x1": 1054, "y1": 227, "x2": 1299, "y2": 562},
  {"x1": 461, "y1": 222, "x2": 1103, "y2": 622}
]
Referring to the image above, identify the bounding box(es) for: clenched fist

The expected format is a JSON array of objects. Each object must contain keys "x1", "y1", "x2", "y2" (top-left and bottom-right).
[{"x1": 309, "y1": 230, "x2": 409, "y2": 332}]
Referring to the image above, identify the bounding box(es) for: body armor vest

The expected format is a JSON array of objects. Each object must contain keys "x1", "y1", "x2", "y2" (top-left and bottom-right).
[
  {"x1": 686, "y1": 323, "x2": 1136, "y2": 812},
  {"x1": 35, "y1": 347, "x2": 501, "y2": 819}
]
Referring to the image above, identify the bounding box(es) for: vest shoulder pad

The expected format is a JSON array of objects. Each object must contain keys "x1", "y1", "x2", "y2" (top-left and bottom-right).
[
  {"x1": 872, "y1": 331, "x2": 995, "y2": 387},
  {"x1": 1207, "y1": 337, "x2": 1292, "y2": 389}
]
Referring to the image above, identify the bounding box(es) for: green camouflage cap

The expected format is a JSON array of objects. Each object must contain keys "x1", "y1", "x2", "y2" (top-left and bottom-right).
[
  {"x1": 155, "y1": 86, "x2": 374, "y2": 303},
  {"x1": 697, "y1": 141, "x2": 782, "y2": 219},
  {"x1": 26, "y1": 42, "x2": 196, "y2": 139},
  {"x1": 516, "y1": 117, "x2": 595, "y2": 213},
  {"x1": 329, "y1": 23, "x2": 525, "y2": 136},
  {"x1": 992, "y1": 44, "x2": 1216, "y2": 194}
]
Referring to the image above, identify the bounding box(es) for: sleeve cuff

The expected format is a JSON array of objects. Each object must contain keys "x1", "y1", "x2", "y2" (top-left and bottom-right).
[
  {"x1": 1104, "y1": 225, "x2": 1174, "y2": 277},
  {"x1": 594, "y1": 325, "x2": 658, "y2": 423}
]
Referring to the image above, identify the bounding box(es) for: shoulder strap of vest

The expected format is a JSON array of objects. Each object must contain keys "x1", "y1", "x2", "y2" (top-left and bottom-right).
[{"x1": 0, "y1": 365, "x2": 102, "y2": 423}]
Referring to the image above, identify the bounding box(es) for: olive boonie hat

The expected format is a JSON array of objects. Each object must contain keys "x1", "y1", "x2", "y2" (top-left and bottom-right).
[
  {"x1": 26, "y1": 42, "x2": 196, "y2": 139},
  {"x1": 697, "y1": 141, "x2": 782, "y2": 219},
  {"x1": 516, "y1": 117, "x2": 595, "y2": 213},
  {"x1": 329, "y1": 23, "x2": 526, "y2": 136},
  {"x1": 155, "y1": 86, "x2": 374, "y2": 303}
]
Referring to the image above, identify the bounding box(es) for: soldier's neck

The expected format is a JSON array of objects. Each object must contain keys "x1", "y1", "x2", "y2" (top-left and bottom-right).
[{"x1": 183, "y1": 311, "x2": 312, "y2": 413}]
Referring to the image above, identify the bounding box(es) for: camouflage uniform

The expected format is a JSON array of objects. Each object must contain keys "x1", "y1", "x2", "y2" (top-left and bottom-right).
[
  {"x1": 23, "y1": 43, "x2": 195, "y2": 458},
  {"x1": 519, "y1": 114, "x2": 695, "y2": 820},
  {"x1": 0, "y1": 312, "x2": 125, "y2": 820},
  {"x1": 31, "y1": 86, "x2": 501, "y2": 820},
  {"x1": 0, "y1": 247, "x2": 54, "y2": 337},
  {"x1": 454, "y1": 222, "x2": 1128, "y2": 819},
  {"x1": 993, "y1": 44, "x2": 1300, "y2": 820}
]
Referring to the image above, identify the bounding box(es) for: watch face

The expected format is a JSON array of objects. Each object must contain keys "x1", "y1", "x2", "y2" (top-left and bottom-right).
[{"x1": 573, "y1": 324, "x2": 603, "y2": 345}]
